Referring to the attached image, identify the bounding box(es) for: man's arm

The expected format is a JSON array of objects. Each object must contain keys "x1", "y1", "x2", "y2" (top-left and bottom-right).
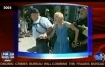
[
  {"x1": 40, "y1": 26, "x2": 53, "y2": 39},
  {"x1": 70, "y1": 24, "x2": 79, "y2": 43},
  {"x1": 44, "y1": 26, "x2": 53, "y2": 37},
  {"x1": 44, "y1": 18, "x2": 53, "y2": 36},
  {"x1": 39, "y1": 18, "x2": 53, "y2": 39},
  {"x1": 47, "y1": 24, "x2": 56, "y2": 38},
  {"x1": 65, "y1": 21, "x2": 79, "y2": 44}
]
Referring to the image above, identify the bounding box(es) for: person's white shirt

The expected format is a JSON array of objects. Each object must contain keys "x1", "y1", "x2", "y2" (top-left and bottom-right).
[{"x1": 32, "y1": 16, "x2": 52, "y2": 39}]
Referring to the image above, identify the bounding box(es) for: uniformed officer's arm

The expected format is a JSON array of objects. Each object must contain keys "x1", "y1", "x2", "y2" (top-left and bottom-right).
[{"x1": 65, "y1": 21, "x2": 79, "y2": 45}]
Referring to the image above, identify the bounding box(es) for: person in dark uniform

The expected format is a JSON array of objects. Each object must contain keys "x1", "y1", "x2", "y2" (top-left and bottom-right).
[
  {"x1": 72, "y1": 7, "x2": 88, "y2": 52},
  {"x1": 29, "y1": 8, "x2": 53, "y2": 53}
]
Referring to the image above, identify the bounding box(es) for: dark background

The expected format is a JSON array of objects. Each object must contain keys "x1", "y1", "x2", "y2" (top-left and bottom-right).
[{"x1": 0, "y1": 2, "x2": 105, "y2": 62}]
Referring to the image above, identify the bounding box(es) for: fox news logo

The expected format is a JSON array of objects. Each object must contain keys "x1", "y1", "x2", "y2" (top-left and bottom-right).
[
  {"x1": 94, "y1": 52, "x2": 105, "y2": 62},
  {"x1": 1, "y1": 51, "x2": 14, "y2": 61}
]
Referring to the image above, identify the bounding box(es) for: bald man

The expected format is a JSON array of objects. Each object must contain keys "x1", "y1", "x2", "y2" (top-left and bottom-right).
[{"x1": 73, "y1": 7, "x2": 88, "y2": 52}]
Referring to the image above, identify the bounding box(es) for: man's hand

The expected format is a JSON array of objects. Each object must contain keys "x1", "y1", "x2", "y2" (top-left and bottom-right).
[
  {"x1": 39, "y1": 33, "x2": 47, "y2": 39},
  {"x1": 72, "y1": 41, "x2": 78, "y2": 48}
]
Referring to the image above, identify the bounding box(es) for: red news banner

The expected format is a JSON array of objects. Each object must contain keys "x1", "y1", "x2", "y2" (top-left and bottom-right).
[{"x1": 0, "y1": 2, "x2": 105, "y2": 65}]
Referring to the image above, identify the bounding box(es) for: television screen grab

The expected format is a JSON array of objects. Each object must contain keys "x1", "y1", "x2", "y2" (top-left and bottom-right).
[{"x1": 0, "y1": 2, "x2": 105, "y2": 66}]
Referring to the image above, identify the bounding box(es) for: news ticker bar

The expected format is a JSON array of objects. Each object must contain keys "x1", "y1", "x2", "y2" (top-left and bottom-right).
[
  {"x1": 0, "y1": 6, "x2": 18, "y2": 10},
  {"x1": 0, "y1": 62, "x2": 105, "y2": 65}
]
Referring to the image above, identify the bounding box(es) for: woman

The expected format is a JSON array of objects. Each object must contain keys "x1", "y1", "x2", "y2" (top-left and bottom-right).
[{"x1": 48, "y1": 12, "x2": 79, "y2": 53}]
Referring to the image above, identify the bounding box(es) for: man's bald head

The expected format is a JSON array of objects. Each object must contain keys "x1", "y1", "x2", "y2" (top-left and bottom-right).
[{"x1": 80, "y1": 7, "x2": 88, "y2": 19}]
